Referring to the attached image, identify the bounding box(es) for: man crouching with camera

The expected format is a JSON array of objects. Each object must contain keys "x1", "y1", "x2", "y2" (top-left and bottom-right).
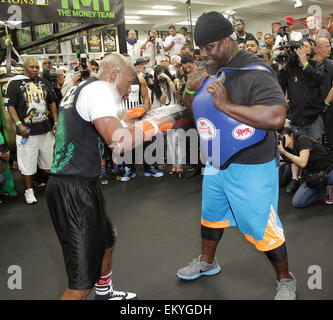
[{"x1": 278, "y1": 127, "x2": 333, "y2": 207}]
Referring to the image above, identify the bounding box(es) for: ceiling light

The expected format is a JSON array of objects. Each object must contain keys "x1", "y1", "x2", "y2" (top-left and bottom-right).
[
  {"x1": 294, "y1": 0, "x2": 303, "y2": 8},
  {"x1": 125, "y1": 20, "x2": 144, "y2": 25},
  {"x1": 225, "y1": 10, "x2": 236, "y2": 15},
  {"x1": 138, "y1": 10, "x2": 180, "y2": 16},
  {"x1": 125, "y1": 16, "x2": 141, "y2": 19},
  {"x1": 152, "y1": 5, "x2": 176, "y2": 10}
]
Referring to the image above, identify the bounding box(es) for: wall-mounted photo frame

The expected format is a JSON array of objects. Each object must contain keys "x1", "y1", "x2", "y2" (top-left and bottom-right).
[
  {"x1": 87, "y1": 33, "x2": 102, "y2": 53},
  {"x1": 102, "y1": 30, "x2": 117, "y2": 52}
]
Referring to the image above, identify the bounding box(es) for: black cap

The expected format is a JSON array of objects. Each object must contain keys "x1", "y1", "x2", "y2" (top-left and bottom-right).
[{"x1": 194, "y1": 11, "x2": 234, "y2": 46}]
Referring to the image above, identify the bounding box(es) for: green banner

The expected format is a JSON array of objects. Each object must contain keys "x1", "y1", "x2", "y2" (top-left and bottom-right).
[{"x1": 0, "y1": 0, "x2": 124, "y2": 24}]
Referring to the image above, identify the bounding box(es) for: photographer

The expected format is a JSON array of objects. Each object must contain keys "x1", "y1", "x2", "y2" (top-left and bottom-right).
[
  {"x1": 278, "y1": 127, "x2": 333, "y2": 207},
  {"x1": 277, "y1": 38, "x2": 325, "y2": 193},
  {"x1": 273, "y1": 16, "x2": 303, "y2": 53},
  {"x1": 152, "y1": 65, "x2": 180, "y2": 107},
  {"x1": 140, "y1": 30, "x2": 164, "y2": 67},
  {"x1": 277, "y1": 39, "x2": 325, "y2": 142},
  {"x1": 61, "y1": 58, "x2": 91, "y2": 97},
  {"x1": 42, "y1": 68, "x2": 64, "y2": 107}
]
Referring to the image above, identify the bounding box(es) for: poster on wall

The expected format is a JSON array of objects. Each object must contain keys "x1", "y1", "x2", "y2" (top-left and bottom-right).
[
  {"x1": 71, "y1": 36, "x2": 87, "y2": 54},
  {"x1": 87, "y1": 33, "x2": 102, "y2": 52},
  {"x1": 102, "y1": 30, "x2": 117, "y2": 52}
]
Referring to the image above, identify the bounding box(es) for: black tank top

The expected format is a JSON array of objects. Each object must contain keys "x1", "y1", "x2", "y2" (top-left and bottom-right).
[{"x1": 50, "y1": 77, "x2": 104, "y2": 178}]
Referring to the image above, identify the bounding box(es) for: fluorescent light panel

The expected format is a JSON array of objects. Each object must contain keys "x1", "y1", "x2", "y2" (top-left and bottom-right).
[
  {"x1": 125, "y1": 20, "x2": 144, "y2": 24},
  {"x1": 125, "y1": 16, "x2": 141, "y2": 19},
  {"x1": 152, "y1": 5, "x2": 176, "y2": 10},
  {"x1": 137, "y1": 10, "x2": 179, "y2": 16}
]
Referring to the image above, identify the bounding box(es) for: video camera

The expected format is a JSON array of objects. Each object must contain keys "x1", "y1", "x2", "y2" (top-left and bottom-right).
[
  {"x1": 42, "y1": 68, "x2": 59, "y2": 89},
  {"x1": 275, "y1": 19, "x2": 302, "y2": 65}
]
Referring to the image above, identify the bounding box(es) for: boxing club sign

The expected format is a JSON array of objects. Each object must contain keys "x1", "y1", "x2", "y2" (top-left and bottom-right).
[{"x1": 0, "y1": 0, "x2": 125, "y2": 24}]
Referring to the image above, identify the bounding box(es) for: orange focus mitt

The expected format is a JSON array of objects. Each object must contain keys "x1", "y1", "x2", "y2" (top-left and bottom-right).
[
  {"x1": 121, "y1": 107, "x2": 147, "y2": 121},
  {"x1": 159, "y1": 122, "x2": 174, "y2": 132},
  {"x1": 134, "y1": 118, "x2": 159, "y2": 141}
]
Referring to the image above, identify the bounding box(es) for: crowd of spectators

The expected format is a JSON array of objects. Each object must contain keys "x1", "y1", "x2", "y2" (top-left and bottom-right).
[{"x1": 1, "y1": 14, "x2": 333, "y2": 208}]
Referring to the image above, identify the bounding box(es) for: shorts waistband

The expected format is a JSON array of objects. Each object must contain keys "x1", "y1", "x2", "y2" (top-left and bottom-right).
[{"x1": 50, "y1": 174, "x2": 99, "y2": 184}]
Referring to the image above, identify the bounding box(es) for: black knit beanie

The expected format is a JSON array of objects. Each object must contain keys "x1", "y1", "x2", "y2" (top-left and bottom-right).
[{"x1": 194, "y1": 11, "x2": 234, "y2": 46}]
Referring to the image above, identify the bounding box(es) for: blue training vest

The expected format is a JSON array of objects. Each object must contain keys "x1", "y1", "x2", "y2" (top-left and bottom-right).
[{"x1": 192, "y1": 65, "x2": 272, "y2": 169}]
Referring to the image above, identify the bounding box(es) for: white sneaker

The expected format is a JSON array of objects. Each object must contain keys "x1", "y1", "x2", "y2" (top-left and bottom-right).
[
  {"x1": 95, "y1": 281, "x2": 136, "y2": 300},
  {"x1": 25, "y1": 188, "x2": 37, "y2": 205}
]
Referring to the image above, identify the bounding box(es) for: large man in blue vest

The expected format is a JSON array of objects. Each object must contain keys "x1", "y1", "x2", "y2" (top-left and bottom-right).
[{"x1": 177, "y1": 11, "x2": 296, "y2": 300}]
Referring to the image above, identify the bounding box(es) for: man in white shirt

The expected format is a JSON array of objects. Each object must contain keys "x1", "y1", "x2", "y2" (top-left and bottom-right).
[
  {"x1": 164, "y1": 25, "x2": 186, "y2": 57},
  {"x1": 306, "y1": 15, "x2": 331, "y2": 41},
  {"x1": 127, "y1": 30, "x2": 142, "y2": 64},
  {"x1": 273, "y1": 16, "x2": 303, "y2": 52},
  {"x1": 140, "y1": 30, "x2": 164, "y2": 67},
  {"x1": 46, "y1": 53, "x2": 170, "y2": 300}
]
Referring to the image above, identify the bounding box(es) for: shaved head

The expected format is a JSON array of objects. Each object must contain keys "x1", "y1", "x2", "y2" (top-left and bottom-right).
[
  {"x1": 23, "y1": 57, "x2": 40, "y2": 79},
  {"x1": 97, "y1": 53, "x2": 136, "y2": 98},
  {"x1": 97, "y1": 53, "x2": 135, "y2": 79}
]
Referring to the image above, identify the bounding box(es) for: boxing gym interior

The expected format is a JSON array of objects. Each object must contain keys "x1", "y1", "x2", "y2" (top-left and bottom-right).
[{"x1": 1, "y1": 0, "x2": 333, "y2": 301}]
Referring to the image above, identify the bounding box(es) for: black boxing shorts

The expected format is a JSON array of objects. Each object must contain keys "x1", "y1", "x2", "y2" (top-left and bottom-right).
[{"x1": 45, "y1": 174, "x2": 116, "y2": 290}]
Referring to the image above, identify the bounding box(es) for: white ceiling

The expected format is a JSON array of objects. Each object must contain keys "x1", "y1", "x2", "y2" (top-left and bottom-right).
[{"x1": 124, "y1": 0, "x2": 333, "y2": 29}]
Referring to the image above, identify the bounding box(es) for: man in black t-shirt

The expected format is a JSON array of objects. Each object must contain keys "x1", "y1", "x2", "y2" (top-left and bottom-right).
[
  {"x1": 5, "y1": 57, "x2": 58, "y2": 204},
  {"x1": 234, "y1": 19, "x2": 256, "y2": 45},
  {"x1": 177, "y1": 12, "x2": 296, "y2": 300}
]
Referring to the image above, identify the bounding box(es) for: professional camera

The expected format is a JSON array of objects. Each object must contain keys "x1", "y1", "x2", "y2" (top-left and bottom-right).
[
  {"x1": 143, "y1": 67, "x2": 154, "y2": 88},
  {"x1": 158, "y1": 77, "x2": 167, "y2": 85},
  {"x1": 275, "y1": 19, "x2": 302, "y2": 65},
  {"x1": 79, "y1": 57, "x2": 90, "y2": 81},
  {"x1": 42, "y1": 68, "x2": 59, "y2": 89},
  {"x1": 149, "y1": 36, "x2": 155, "y2": 42},
  {"x1": 278, "y1": 133, "x2": 286, "y2": 148},
  {"x1": 176, "y1": 72, "x2": 187, "y2": 93}
]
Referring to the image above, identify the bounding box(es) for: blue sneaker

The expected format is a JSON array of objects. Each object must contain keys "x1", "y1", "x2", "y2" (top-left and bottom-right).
[
  {"x1": 144, "y1": 166, "x2": 164, "y2": 178},
  {"x1": 119, "y1": 167, "x2": 136, "y2": 182}
]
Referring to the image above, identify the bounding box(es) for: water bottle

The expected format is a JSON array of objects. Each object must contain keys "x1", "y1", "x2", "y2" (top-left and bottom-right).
[{"x1": 20, "y1": 128, "x2": 31, "y2": 145}]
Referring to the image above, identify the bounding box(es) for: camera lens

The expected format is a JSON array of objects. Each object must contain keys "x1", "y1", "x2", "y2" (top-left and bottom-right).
[{"x1": 158, "y1": 77, "x2": 167, "y2": 85}]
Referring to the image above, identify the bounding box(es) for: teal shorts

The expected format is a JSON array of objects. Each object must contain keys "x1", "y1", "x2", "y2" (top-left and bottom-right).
[{"x1": 201, "y1": 159, "x2": 285, "y2": 252}]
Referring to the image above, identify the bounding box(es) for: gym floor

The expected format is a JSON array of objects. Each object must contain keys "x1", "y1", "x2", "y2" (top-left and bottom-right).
[{"x1": 0, "y1": 166, "x2": 332, "y2": 300}]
